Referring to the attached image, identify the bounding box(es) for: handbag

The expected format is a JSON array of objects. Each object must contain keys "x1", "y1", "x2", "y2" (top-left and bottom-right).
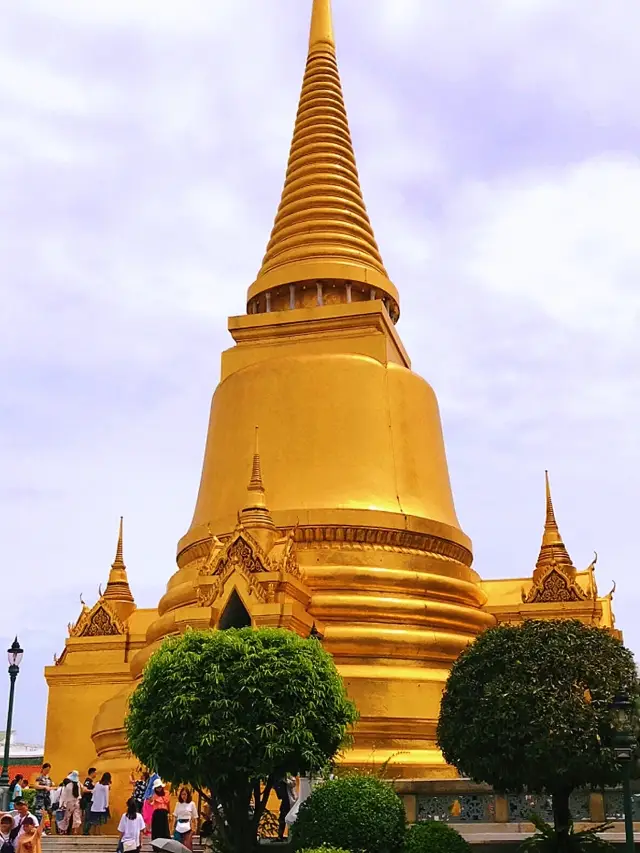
[{"x1": 122, "y1": 841, "x2": 138, "y2": 852}]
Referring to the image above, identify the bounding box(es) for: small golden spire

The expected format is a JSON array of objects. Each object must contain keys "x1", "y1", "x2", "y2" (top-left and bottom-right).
[
  {"x1": 541, "y1": 470, "x2": 563, "y2": 548},
  {"x1": 248, "y1": 426, "x2": 265, "y2": 498},
  {"x1": 103, "y1": 516, "x2": 134, "y2": 604},
  {"x1": 114, "y1": 516, "x2": 124, "y2": 565},
  {"x1": 240, "y1": 428, "x2": 275, "y2": 532},
  {"x1": 247, "y1": 0, "x2": 399, "y2": 318},
  {"x1": 534, "y1": 471, "x2": 575, "y2": 575}
]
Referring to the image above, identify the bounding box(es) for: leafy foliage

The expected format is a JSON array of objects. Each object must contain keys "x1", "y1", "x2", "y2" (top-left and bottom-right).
[
  {"x1": 298, "y1": 849, "x2": 352, "y2": 853},
  {"x1": 437, "y1": 620, "x2": 636, "y2": 795},
  {"x1": 126, "y1": 627, "x2": 357, "y2": 853},
  {"x1": 20, "y1": 788, "x2": 36, "y2": 811},
  {"x1": 292, "y1": 774, "x2": 406, "y2": 853},
  {"x1": 519, "y1": 813, "x2": 615, "y2": 852},
  {"x1": 403, "y1": 820, "x2": 471, "y2": 853}
]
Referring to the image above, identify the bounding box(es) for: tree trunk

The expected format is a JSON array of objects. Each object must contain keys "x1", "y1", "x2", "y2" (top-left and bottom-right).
[{"x1": 552, "y1": 789, "x2": 572, "y2": 853}]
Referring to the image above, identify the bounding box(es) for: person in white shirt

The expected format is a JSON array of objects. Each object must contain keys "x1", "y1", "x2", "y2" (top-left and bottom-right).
[
  {"x1": 117, "y1": 799, "x2": 146, "y2": 853},
  {"x1": 171, "y1": 787, "x2": 198, "y2": 850},
  {"x1": 11, "y1": 799, "x2": 40, "y2": 842},
  {"x1": 87, "y1": 773, "x2": 111, "y2": 835},
  {"x1": 58, "y1": 771, "x2": 82, "y2": 835}
]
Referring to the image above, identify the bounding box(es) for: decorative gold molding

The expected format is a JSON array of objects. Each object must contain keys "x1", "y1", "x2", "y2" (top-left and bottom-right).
[
  {"x1": 179, "y1": 525, "x2": 471, "y2": 569},
  {"x1": 293, "y1": 526, "x2": 472, "y2": 566}
]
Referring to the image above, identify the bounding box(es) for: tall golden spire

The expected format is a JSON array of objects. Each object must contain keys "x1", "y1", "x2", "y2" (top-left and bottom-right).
[
  {"x1": 534, "y1": 472, "x2": 575, "y2": 575},
  {"x1": 103, "y1": 517, "x2": 134, "y2": 604},
  {"x1": 247, "y1": 0, "x2": 399, "y2": 319}
]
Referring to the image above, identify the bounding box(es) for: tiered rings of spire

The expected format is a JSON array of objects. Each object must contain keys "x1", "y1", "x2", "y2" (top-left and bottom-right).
[{"x1": 247, "y1": 0, "x2": 399, "y2": 321}]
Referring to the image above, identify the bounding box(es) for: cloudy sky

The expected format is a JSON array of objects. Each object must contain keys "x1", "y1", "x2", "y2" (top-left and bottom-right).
[{"x1": 2, "y1": 0, "x2": 640, "y2": 746}]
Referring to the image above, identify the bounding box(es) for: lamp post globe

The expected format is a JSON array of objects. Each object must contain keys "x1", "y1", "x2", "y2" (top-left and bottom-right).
[
  {"x1": 0, "y1": 637, "x2": 24, "y2": 789},
  {"x1": 610, "y1": 691, "x2": 637, "y2": 853}
]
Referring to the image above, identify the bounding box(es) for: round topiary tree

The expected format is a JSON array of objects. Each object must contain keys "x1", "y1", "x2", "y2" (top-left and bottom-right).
[
  {"x1": 437, "y1": 620, "x2": 637, "y2": 849},
  {"x1": 403, "y1": 821, "x2": 471, "y2": 853},
  {"x1": 293, "y1": 774, "x2": 405, "y2": 853},
  {"x1": 126, "y1": 627, "x2": 358, "y2": 853}
]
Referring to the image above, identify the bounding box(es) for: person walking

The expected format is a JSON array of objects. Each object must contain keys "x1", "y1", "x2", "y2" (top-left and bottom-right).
[
  {"x1": 149, "y1": 780, "x2": 170, "y2": 841},
  {"x1": 81, "y1": 768, "x2": 97, "y2": 835},
  {"x1": 171, "y1": 788, "x2": 197, "y2": 850},
  {"x1": 8, "y1": 775, "x2": 27, "y2": 811},
  {"x1": 15, "y1": 817, "x2": 42, "y2": 853},
  {"x1": 116, "y1": 798, "x2": 146, "y2": 853},
  {"x1": 142, "y1": 771, "x2": 159, "y2": 833},
  {"x1": 58, "y1": 772, "x2": 82, "y2": 835},
  {"x1": 130, "y1": 769, "x2": 148, "y2": 814},
  {"x1": 32, "y1": 764, "x2": 53, "y2": 831},
  {"x1": 87, "y1": 772, "x2": 111, "y2": 834},
  {"x1": 274, "y1": 775, "x2": 297, "y2": 841}
]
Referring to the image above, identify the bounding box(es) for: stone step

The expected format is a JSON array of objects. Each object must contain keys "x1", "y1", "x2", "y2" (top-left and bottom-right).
[{"x1": 41, "y1": 836, "x2": 205, "y2": 852}]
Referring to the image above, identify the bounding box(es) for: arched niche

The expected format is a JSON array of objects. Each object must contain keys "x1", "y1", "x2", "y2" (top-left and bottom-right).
[{"x1": 218, "y1": 589, "x2": 252, "y2": 630}]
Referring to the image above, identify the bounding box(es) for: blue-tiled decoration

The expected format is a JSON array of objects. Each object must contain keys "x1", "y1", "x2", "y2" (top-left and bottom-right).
[{"x1": 417, "y1": 794, "x2": 495, "y2": 823}]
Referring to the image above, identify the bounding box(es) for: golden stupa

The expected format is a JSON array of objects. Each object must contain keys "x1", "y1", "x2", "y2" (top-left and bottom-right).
[{"x1": 44, "y1": 0, "x2": 617, "y2": 808}]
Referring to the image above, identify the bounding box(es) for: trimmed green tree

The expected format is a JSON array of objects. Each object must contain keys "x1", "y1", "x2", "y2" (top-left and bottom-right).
[
  {"x1": 437, "y1": 620, "x2": 637, "y2": 850},
  {"x1": 126, "y1": 627, "x2": 358, "y2": 853},
  {"x1": 292, "y1": 774, "x2": 406, "y2": 853}
]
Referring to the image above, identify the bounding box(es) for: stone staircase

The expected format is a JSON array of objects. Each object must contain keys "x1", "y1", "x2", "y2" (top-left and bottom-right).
[{"x1": 41, "y1": 836, "x2": 205, "y2": 852}]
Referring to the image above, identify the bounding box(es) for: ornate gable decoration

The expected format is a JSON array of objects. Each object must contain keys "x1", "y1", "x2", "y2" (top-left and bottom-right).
[
  {"x1": 198, "y1": 527, "x2": 270, "y2": 607},
  {"x1": 196, "y1": 522, "x2": 304, "y2": 609},
  {"x1": 213, "y1": 534, "x2": 269, "y2": 577},
  {"x1": 69, "y1": 600, "x2": 125, "y2": 638},
  {"x1": 524, "y1": 563, "x2": 589, "y2": 604}
]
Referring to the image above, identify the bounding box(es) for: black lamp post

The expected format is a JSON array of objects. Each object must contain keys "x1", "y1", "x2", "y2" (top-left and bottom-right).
[
  {"x1": 610, "y1": 692, "x2": 636, "y2": 853},
  {"x1": 0, "y1": 638, "x2": 24, "y2": 787}
]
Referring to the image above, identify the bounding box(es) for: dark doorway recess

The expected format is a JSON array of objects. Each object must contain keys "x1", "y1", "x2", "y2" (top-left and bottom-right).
[{"x1": 219, "y1": 589, "x2": 251, "y2": 629}]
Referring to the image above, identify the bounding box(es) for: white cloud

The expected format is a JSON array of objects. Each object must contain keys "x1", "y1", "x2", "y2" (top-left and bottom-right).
[{"x1": 446, "y1": 155, "x2": 640, "y2": 338}]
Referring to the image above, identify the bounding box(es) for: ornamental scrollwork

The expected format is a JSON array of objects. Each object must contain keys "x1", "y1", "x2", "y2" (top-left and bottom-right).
[
  {"x1": 69, "y1": 601, "x2": 125, "y2": 638},
  {"x1": 525, "y1": 568, "x2": 589, "y2": 604}
]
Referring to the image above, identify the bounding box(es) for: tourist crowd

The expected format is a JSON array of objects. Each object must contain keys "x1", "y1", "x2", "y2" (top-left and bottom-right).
[{"x1": 0, "y1": 763, "x2": 199, "y2": 852}]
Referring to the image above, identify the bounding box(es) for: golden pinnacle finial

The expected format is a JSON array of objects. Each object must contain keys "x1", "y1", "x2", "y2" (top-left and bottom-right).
[
  {"x1": 309, "y1": 0, "x2": 334, "y2": 50},
  {"x1": 248, "y1": 426, "x2": 264, "y2": 493},
  {"x1": 247, "y1": 0, "x2": 399, "y2": 320},
  {"x1": 113, "y1": 515, "x2": 124, "y2": 565},
  {"x1": 103, "y1": 516, "x2": 134, "y2": 604},
  {"x1": 240, "y1": 427, "x2": 275, "y2": 533},
  {"x1": 535, "y1": 471, "x2": 574, "y2": 573},
  {"x1": 542, "y1": 470, "x2": 562, "y2": 547}
]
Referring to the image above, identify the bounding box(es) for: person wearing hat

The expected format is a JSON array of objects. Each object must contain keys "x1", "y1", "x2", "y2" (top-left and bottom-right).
[
  {"x1": 58, "y1": 771, "x2": 82, "y2": 835},
  {"x1": 149, "y1": 779, "x2": 170, "y2": 840}
]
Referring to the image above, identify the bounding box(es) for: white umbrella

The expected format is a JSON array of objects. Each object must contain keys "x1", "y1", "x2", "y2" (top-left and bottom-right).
[{"x1": 151, "y1": 839, "x2": 191, "y2": 853}]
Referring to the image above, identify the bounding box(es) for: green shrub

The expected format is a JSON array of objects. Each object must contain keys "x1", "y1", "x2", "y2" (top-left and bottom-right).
[
  {"x1": 293, "y1": 774, "x2": 405, "y2": 853},
  {"x1": 403, "y1": 821, "x2": 470, "y2": 853},
  {"x1": 21, "y1": 788, "x2": 36, "y2": 811},
  {"x1": 298, "y1": 848, "x2": 352, "y2": 853}
]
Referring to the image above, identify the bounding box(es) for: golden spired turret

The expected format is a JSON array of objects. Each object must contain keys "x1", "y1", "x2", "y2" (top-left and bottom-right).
[
  {"x1": 248, "y1": 0, "x2": 399, "y2": 320},
  {"x1": 535, "y1": 471, "x2": 575, "y2": 574},
  {"x1": 102, "y1": 517, "x2": 135, "y2": 611},
  {"x1": 122, "y1": 0, "x2": 494, "y2": 777},
  {"x1": 44, "y1": 0, "x2": 619, "y2": 810}
]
